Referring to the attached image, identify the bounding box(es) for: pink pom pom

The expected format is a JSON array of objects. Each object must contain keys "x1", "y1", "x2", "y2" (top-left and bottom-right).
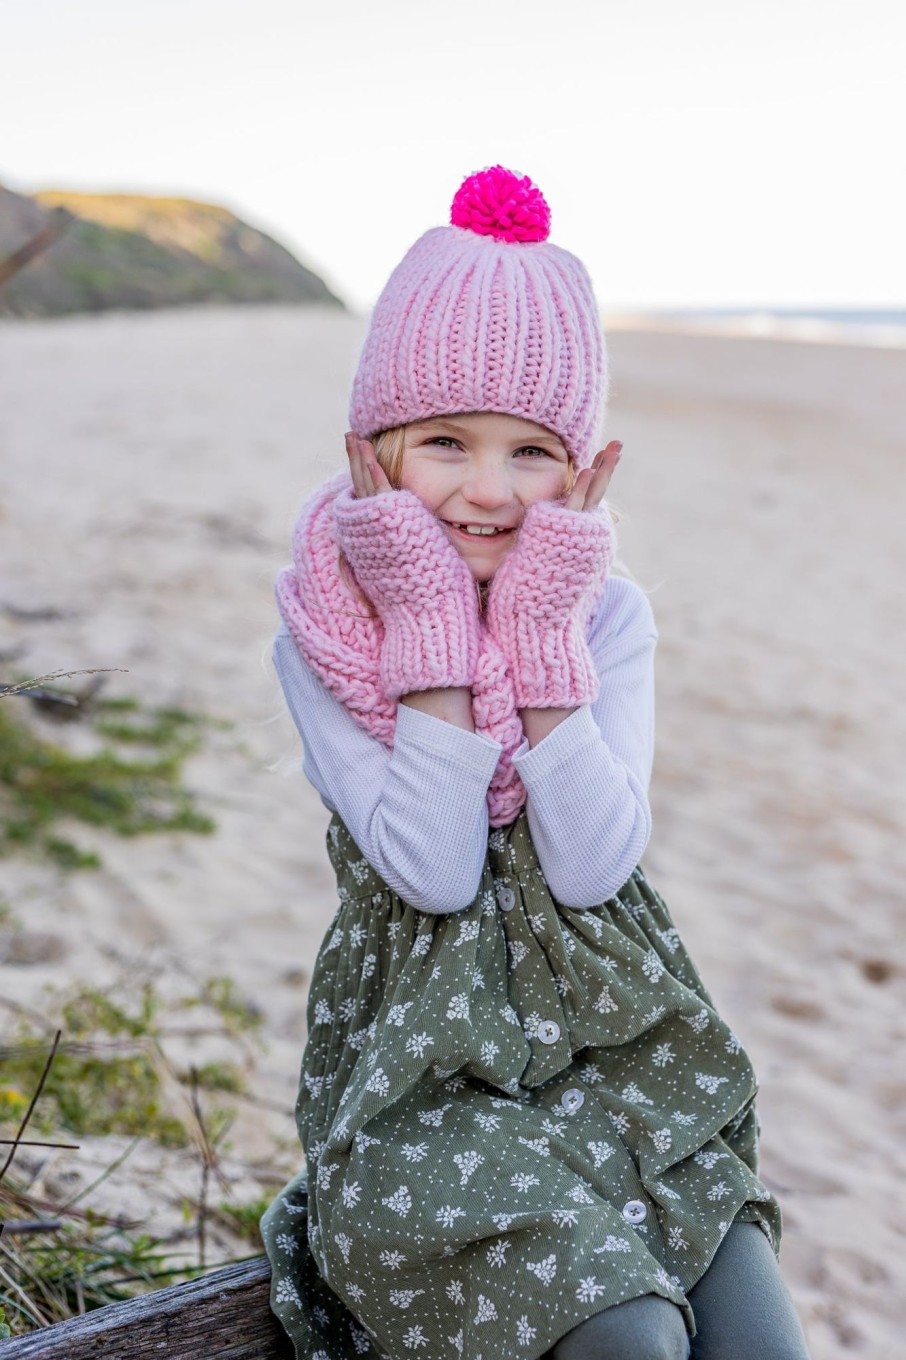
[{"x1": 450, "y1": 165, "x2": 551, "y2": 244}]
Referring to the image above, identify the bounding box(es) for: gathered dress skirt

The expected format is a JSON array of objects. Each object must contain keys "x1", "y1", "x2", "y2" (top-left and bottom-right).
[{"x1": 261, "y1": 813, "x2": 781, "y2": 1360}]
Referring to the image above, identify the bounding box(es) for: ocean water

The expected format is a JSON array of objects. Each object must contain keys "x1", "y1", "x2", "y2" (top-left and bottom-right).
[{"x1": 612, "y1": 307, "x2": 906, "y2": 348}]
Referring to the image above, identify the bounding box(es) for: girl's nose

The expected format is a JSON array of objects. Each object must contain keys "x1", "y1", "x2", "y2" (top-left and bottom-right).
[{"x1": 461, "y1": 464, "x2": 514, "y2": 510}]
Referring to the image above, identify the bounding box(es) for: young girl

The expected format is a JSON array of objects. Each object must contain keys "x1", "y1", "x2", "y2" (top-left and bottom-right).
[{"x1": 261, "y1": 167, "x2": 810, "y2": 1360}]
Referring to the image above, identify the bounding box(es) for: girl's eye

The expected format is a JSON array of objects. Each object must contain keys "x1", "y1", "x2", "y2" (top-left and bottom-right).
[
  {"x1": 514, "y1": 446, "x2": 551, "y2": 459},
  {"x1": 426, "y1": 437, "x2": 459, "y2": 448}
]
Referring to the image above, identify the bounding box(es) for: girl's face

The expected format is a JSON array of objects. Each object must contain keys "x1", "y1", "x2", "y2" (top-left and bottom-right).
[{"x1": 399, "y1": 412, "x2": 570, "y2": 583}]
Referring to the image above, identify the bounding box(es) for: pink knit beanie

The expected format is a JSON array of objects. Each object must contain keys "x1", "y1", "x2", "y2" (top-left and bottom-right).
[{"x1": 348, "y1": 166, "x2": 608, "y2": 470}]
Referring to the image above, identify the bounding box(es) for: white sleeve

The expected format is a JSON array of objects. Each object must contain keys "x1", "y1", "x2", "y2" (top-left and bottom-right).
[
  {"x1": 272, "y1": 627, "x2": 502, "y2": 914},
  {"x1": 510, "y1": 576, "x2": 658, "y2": 908}
]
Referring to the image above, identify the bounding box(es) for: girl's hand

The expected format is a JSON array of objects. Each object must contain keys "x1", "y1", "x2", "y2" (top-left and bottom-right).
[
  {"x1": 563, "y1": 440, "x2": 622, "y2": 512},
  {"x1": 345, "y1": 432, "x2": 394, "y2": 498}
]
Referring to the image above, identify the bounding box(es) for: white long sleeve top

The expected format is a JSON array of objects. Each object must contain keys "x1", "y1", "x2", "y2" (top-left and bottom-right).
[{"x1": 273, "y1": 574, "x2": 658, "y2": 915}]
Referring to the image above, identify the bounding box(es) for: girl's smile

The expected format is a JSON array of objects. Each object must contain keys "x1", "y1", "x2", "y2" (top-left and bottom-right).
[{"x1": 398, "y1": 411, "x2": 571, "y2": 582}]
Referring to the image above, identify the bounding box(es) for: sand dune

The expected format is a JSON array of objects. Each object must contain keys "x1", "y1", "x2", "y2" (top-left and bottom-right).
[{"x1": 1, "y1": 307, "x2": 904, "y2": 1356}]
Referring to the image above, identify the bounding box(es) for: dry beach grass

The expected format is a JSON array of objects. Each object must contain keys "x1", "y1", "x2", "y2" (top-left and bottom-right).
[{"x1": 0, "y1": 306, "x2": 904, "y2": 1354}]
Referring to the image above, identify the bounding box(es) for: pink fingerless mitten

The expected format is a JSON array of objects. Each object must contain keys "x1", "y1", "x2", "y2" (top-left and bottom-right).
[
  {"x1": 334, "y1": 487, "x2": 481, "y2": 699},
  {"x1": 485, "y1": 500, "x2": 616, "y2": 709}
]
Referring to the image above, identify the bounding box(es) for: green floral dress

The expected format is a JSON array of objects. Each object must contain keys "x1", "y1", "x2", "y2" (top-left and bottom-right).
[{"x1": 261, "y1": 813, "x2": 781, "y2": 1360}]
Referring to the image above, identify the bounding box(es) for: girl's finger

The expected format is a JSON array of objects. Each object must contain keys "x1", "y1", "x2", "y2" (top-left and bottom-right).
[
  {"x1": 346, "y1": 432, "x2": 367, "y2": 498},
  {"x1": 564, "y1": 467, "x2": 593, "y2": 513},
  {"x1": 582, "y1": 441, "x2": 622, "y2": 511},
  {"x1": 365, "y1": 452, "x2": 393, "y2": 495}
]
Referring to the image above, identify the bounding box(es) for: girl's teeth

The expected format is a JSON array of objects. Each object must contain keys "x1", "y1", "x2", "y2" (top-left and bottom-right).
[{"x1": 457, "y1": 524, "x2": 503, "y2": 536}]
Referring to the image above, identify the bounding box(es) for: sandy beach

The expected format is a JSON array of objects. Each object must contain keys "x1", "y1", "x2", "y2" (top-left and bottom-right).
[{"x1": 1, "y1": 306, "x2": 904, "y2": 1356}]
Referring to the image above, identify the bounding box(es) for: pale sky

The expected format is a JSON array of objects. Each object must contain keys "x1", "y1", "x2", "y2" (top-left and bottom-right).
[{"x1": 3, "y1": 0, "x2": 904, "y2": 313}]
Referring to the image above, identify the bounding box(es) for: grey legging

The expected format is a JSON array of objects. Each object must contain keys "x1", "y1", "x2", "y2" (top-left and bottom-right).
[{"x1": 550, "y1": 1223, "x2": 810, "y2": 1360}]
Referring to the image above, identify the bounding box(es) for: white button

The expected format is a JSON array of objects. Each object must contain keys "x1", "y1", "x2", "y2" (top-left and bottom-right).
[
  {"x1": 537, "y1": 1019, "x2": 561, "y2": 1045},
  {"x1": 496, "y1": 885, "x2": 516, "y2": 912},
  {"x1": 560, "y1": 1088, "x2": 585, "y2": 1113},
  {"x1": 622, "y1": 1199, "x2": 647, "y2": 1225}
]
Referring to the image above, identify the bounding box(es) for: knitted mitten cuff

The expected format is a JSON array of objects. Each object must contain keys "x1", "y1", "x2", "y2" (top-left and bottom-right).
[
  {"x1": 485, "y1": 500, "x2": 616, "y2": 709},
  {"x1": 334, "y1": 487, "x2": 481, "y2": 699}
]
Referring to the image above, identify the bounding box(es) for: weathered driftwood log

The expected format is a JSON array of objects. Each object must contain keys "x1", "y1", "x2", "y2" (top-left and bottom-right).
[{"x1": 0, "y1": 1256, "x2": 295, "y2": 1359}]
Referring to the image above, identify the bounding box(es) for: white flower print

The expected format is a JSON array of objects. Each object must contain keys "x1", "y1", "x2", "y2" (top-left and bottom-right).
[
  {"x1": 475, "y1": 1295, "x2": 498, "y2": 1323},
  {"x1": 401, "y1": 1141, "x2": 429, "y2": 1162},
  {"x1": 334, "y1": 1231, "x2": 352, "y2": 1263},
  {"x1": 356, "y1": 1130, "x2": 381, "y2": 1149},
  {"x1": 491, "y1": 1213, "x2": 514, "y2": 1230},
  {"x1": 651, "y1": 1128, "x2": 673, "y2": 1154},
  {"x1": 341, "y1": 1180, "x2": 362, "y2": 1207},
  {"x1": 312, "y1": 1000, "x2": 333, "y2": 1025},
  {"x1": 621, "y1": 1081, "x2": 654, "y2": 1106},
  {"x1": 347, "y1": 922, "x2": 367, "y2": 947},
  {"x1": 641, "y1": 949, "x2": 666, "y2": 982},
  {"x1": 562, "y1": 933, "x2": 577, "y2": 956},
  {"x1": 403, "y1": 1324, "x2": 428, "y2": 1350},
  {"x1": 516, "y1": 1315, "x2": 537, "y2": 1345},
  {"x1": 362, "y1": 952, "x2": 377, "y2": 978},
  {"x1": 316, "y1": 1160, "x2": 340, "y2": 1190},
  {"x1": 657, "y1": 927, "x2": 681, "y2": 952},
  {"x1": 472, "y1": 968, "x2": 485, "y2": 990},
  {"x1": 405, "y1": 1031, "x2": 434, "y2": 1058},
  {"x1": 655, "y1": 1267, "x2": 674, "y2": 1291},
  {"x1": 456, "y1": 920, "x2": 480, "y2": 945},
  {"x1": 489, "y1": 831, "x2": 507, "y2": 851},
  {"x1": 707, "y1": 1180, "x2": 732, "y2": 1201},
  {"x1": 594, "y1": 986, "x2": 619, "y2": 1014},
  {"x1": 694, "y1": 1149, "x2": 727, "y2": 1169},
  {"x1": 274, "y1": 1277, "x2": 300, "y2": 1306},
  {"x1": 387, "y1": 1002, "x2": 413, "y2": 1026},
  {"x1": 338, "y1": 997, "x2": 357, "y2": 1021},
  {"x1": 487, "y1": 1239, "x2": 510, "y2": 1267},
  {"x1": 350, "y1": 1323, "x2": 370, "y2": 1353},
  {"x1": 641, "y1": 1005, "x2": 667, "y2": 1026},
  {"x1": 365, "y1": 1067, "x2": 390, "y2": 1096},
  {"x1": 432, "y1": 1064, "x2": 457, "y2": 1079},
  {"x1": 508, "y1": 940, "x2": 530, "y2": 968},
  {"x1": 446, "y1": 1279, "x2": 465, "y2": 1304},
  {"x1": 594, "y1": 1236, "x2": 631, "y2": 1253},
  {"x1": 526, "y1": 1253, "x2": 557, "y2": 1285},
  {"x1": 522, "y1": 1013, "x2": 542, "y2": 1039},
  {"x1": 576, "y1": 1277, "x2": 607, "y2": 1303},
  {"x1": 380, "y1": 1249, "x2": 406, "y2": 1270},
  {"x1": 436, "y1": 1204, "x2": 466, "y2": 1228},
  {"x1": 303, "y1": 1071, "x2": 323, "y2": 1096},
  {"x1": 325, "y1": 927, "x2": 344, "y2": 950},
  {"x1": 412, "y1": 933, "x2": 432, "y2": 956},
  {"x1": 474, "y1": 1112, "x2": 502, "y2": 1132},
  {"x1": 449, "y1": 1329, "x2": 464, "y2": 1355},
  {"x1": 366, "y1": 1049, "x2": 380, "y2": 1069},
  {"x1": 382, "y1": 1185, "x2": 413, "y2": 1217},
  {"x1": 313, "y1": 1350, "x2": 330, "y2": 1360},
  {"x1": 725, "y1": 1031, "x2": 742, "y2": 1054},
  {"x1": 587, "y1": 1140, "x2": 616, "y2": 1168},
  {"x1": 390, "y1": 1288, "x2": 425, "y2": 1309},
  {"x1": 347, "y1": 1283, "x2": 365, "y2": 1303},
  {"x1": 501, "y1": 1003, "x2": 522, "y2": 1027},
  {"x1": 481, "y1": 887, "x2": 497, "y2": 914},
  {"x1": 388, "y1": 920, "x2": 401, "y2": 939},
  {"x1": 528, "y1": 912, "x2": 546, "y2": 932},
  {"x1": 349, "y1": 858, "x2": 370, "y2": 884},
  {"x1": 511, "y1": 1172, "x2": 540, "y2": 1193},
  {"x1": 683, "y1": 1007, "x2": 710, "y2": 1033},
  {"x1": 444, "y1": 1075, "x2": 467, "y2": 1092},
  {"x1": 652, "y1": 1042, "x2": 675, "y2": 1068},
  {"x1": 568, "y1": 1184, "x2": 594, "y2": 1204},
  {"x1": 479, "y1": 1040, "x2": 499, "y2": 1064},
  {"x1": 517, "y1": 1136, "x2": 550, "y2": 1157},
  {"x1": 553, "y1": 973, "x2": 570, "y2": 997},
  {"x1": 551, "y1": 1208, "x2": 580, "y2": 1227},
  {"x1": 418, "y1": 1103, "x2": 452, "y2": 1128},
  {"x1": 348, "y1": 1024, "x2": 372, "y2": 1051},
  {"x1": 672, "y1": 1110, "x2": 698, "y2": 1126},
  {"x1": 307, "y1": 1140, "x2": 325, "y2": 1164},
  {"x1": 695, "y1": 1072, "x2": 729, "y2": 1096},
  {"x1": 578, "y1": 1062, "x2": 603, "y2": 1085},
  {"x1": 542, "y1": 1118, "x2": 567, "y2": 1136},
  {"x1": 273, "y1": 1232, "x2": 297, "y2": 1255},
  {"x1": 667, "y1": 1225, "x2": 688, "y2": 1251},
  {"x1": 453, "y1": 1150, "x2": 484, "y2": 1185},
  {"x1": 656, "y1": 1181, "x2": 681, "y2": 1201},
  {"x1": 447, "y1": 994, "x2": 470, "y2": 1020}
]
